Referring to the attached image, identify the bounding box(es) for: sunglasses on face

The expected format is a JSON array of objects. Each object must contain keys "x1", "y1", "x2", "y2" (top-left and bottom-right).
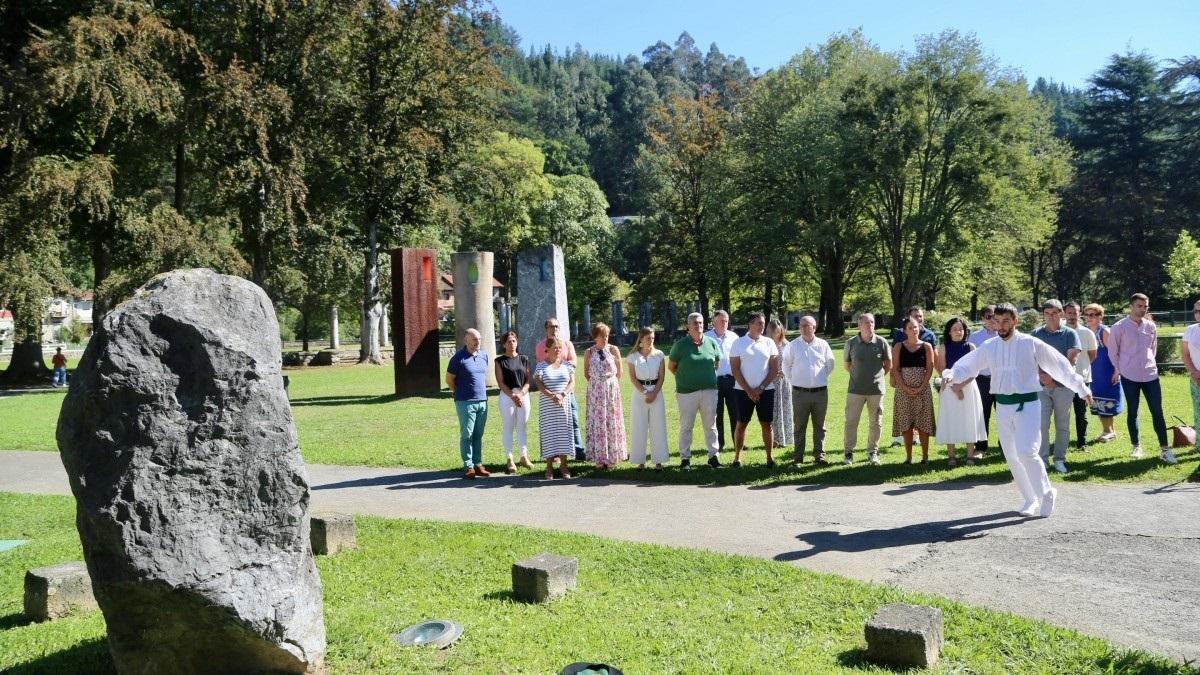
[{"x1": 1084, "y1": 312, "x2": 1100, "y2": 317}]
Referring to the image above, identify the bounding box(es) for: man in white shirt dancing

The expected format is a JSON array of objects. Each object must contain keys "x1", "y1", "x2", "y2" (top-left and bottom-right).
[{"x1": 942, "y1": 303, "x2": 1092, "y2": 517}]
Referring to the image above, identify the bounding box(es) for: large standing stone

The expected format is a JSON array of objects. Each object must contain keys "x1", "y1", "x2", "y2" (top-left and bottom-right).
[
  {"x1": 57, "y1": 269, "x2": 326, "y2": 674},
  {"x1": 516, "y1": 245, "x2": 568, "y2": 361},
  {"x1": 452, "y1": 251, "x2": 497, "y2": 387},
  {"x1": 390, "y1": 248, "x2": 441, "y2": 395}
]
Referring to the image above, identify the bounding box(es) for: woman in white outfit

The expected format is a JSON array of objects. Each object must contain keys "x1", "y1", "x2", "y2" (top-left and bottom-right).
[
  {"x1": 494, "y1": 331, "x2": 533, "y2": 473},
  {"x1": 626, "y1": 327, "x2": 669, "y2": 470},
  {"x1": 935, "y1": 317, "x2": 987, "y2": 466}
]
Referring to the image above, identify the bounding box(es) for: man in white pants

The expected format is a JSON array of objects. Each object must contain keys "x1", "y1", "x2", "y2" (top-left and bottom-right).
[
  {"x1": 943, "y1": 303, "x2": 1092, "y2": 517},
  {"x1": 668, "y1": 313, "x2": 723, "y2": 471}
]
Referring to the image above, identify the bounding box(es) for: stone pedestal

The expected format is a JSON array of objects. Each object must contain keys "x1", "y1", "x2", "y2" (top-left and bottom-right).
[
  {"x1": 329, "y1": 306, "x2": 340, "y2": 350},
  {"x1": 611, "y1": 301, "x2": 628, "y2": 344},
  {"x1": 310, "y1": 514, "x2": 357, "y2": 556},
  {"x1": 24, "y1": 561, "x2": 97, "y2": 621},
  {"x1": 865, "y1": 603, "x2": 944, "y2": 668},
  {"x1": 582, "y1": 303, "x2": 592, "y2": 338},
  {"x1": 512, "y1": 553, "x2": 577, "y2": 603},
  {"x1": 639, "y1": 301, "x2": 652, "y2": 330},
  {"x1": 516, "y1": 245, "x2": 568, "y2": 361},
  {"x1": 391, "y1": 248, "x2": 441, "y2": 395},
  {"x1": 499, "y1": 301, "x2": 511, "y2": 338},
  {"x1": 380, "y1": 305, "x2": 389, "y2": 346},
  {"x1": 452, "y1": 251, "x2": 497, "y2": 387},
  {"x1": 665, "y1": 301, "x2": 678, "y2": 338}
]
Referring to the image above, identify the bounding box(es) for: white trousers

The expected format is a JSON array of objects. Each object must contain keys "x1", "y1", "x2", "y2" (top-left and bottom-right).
[
  {"x1": 996, "y1": 399, "x2": 1053, "y2": 505},
  {"x1": 677, "y1": 389, "x2": 719, "y2": 459},
  {"x1": 629, "y1": 390, "x2": 670, "y2": 465},
  {"x1": 499, "y1": 393, "x2": 530, "y2": 458}
]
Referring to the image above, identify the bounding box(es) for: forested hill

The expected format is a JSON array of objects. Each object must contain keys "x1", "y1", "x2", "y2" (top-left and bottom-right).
[{"x1": 481, "y1": 20, "x2": 753, "y2": 215}]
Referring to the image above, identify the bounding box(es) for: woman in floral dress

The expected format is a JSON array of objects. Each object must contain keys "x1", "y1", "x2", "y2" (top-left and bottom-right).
[{"x1": 582, "y1": 322, "x2": 627, "y2": 470}]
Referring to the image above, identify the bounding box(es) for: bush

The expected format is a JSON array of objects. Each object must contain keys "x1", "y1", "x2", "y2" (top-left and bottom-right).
[
  {"x1": 1018, "y1": 309, "x2": 1041, "y2": 332},
  {"x1": 56, "y1": 321, "x2": 88, "y2": 345}
]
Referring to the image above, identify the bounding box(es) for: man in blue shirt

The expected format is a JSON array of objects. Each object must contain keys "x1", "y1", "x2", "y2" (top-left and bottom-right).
[
  {"x1": 447, "y1": 328, "x2": 490, "y2": 479},
  {"x1": 1031, "y1": 299, "x2": 1081, "y2": 474}
]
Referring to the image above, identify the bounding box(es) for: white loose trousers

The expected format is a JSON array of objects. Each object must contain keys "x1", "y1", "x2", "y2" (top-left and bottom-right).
[
  {"x1": 676, "y1": 389, "x2": 719, "y2": 460},
  {"x1": 995, "y1": 399, "x2": 1053, "y2": 505},
  {"x1": 498, "y1": 392, "x2": 530, "y2": 458},
  {"x1": 629, "y1": 390, "x2": 670, "y2": 465}
]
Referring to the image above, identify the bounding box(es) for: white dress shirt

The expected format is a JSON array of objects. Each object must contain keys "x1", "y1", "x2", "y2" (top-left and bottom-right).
[
  {"x1": 783, "y1": 335, "x2": 835, "y2": 388},
  {"x1": 946, "y1": 331, "x2": 1090, "y2": 398},
  {"x1": 705, "y1": 328, "x2": 739, "y2": 377}
]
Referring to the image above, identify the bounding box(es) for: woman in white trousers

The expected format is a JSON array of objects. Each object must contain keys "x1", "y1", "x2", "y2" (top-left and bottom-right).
[
  {"x1": 494, "y1": 331, "x2": 533, "y2": 473},
  {"x1": 627, "y1": 327, "x2": 670, "y2": 470}
]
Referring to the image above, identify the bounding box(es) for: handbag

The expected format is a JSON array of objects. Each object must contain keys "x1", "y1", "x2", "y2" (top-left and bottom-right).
[{"x1": 1170, "y1": 416, "x2": 1197, "y2": 448}]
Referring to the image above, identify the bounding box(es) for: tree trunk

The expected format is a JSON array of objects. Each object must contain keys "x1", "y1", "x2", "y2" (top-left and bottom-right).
[
  {"x1": 301, "y1": 310, "x2": 310, "y2": 353},
  {"x1": 825, "y1": 273, "x2": 847, "y2": 338},
  {"x1": 1, "y1": 340, "x2": 52, "y2": 385},
  {"x1": 92, "y1": 225, "x2": 112, "y2": 323},
  {"x1": 359, "y1": 224, "x2": 383, "y2": 364},
  {"x1": 816, "y1": 274, "x2": 830, "y2": 334},
  {"x1": 174, "y1": 141, "x2": 186, "y2": 214},
  {"x1": 970, "y1": 289, "x2": 979, "y2": 321},
  {"x1": 763, "y1": 279, "x2": 773, "y2": 323}
]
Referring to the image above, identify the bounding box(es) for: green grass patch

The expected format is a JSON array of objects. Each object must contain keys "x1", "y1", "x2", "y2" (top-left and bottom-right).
[
  {"x1": 3, "y1": 356, "x2": 1198, "y2": 486},
  {"x1": 0, "y1": 491, "x2": 1192, "y2": 674}
]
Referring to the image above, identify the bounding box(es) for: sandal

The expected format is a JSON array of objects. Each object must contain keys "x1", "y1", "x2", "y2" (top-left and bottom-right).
[
  {"x1": 561, "y1": 470, "x2": 572, "y2": 479},
  {"x1": 545, "y1": 468, "x2": 555, "y2": 480}
]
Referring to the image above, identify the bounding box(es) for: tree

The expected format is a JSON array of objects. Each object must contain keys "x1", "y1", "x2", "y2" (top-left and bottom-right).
[
  {"x1": 1165, "y1": 230, "x2": 1200, "y2": 304},
  {"x1": 640, "y1": 91, "x2": 731, "y2": 318},
  {"x1": 531, "y1": 174, "x2": 618, "y2": 319},
  {"x1": 454, "y1": 131, "x2": 553, "y2": 295},
  {"x1": 327, "y1": 0, "x2": 499, "y2": 364},
  {"x1": 841, "y1": 31, "x2": 1069, "y2": 319}
]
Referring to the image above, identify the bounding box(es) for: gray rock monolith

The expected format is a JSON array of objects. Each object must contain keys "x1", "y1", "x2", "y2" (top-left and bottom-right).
[{"x1": 57, "y1": 268, "x2": 326, "y2": 674}]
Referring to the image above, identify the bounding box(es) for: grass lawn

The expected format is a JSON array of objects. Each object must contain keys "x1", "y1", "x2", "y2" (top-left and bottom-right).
[
  {"x1": 1, "y1": 491, "x2": 1193, "y2": 674},
  {"x1": 3, "y1": 350, "x2": 1197, "y2": 487}
]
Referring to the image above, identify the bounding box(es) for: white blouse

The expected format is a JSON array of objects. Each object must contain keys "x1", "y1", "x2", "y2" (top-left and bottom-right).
[
  {"x1": 627, "y1": 349, "x2": 665, "y2": 382},
  {"x1": 946, "y1": 331, "x2": 1090, "y2": 397}
]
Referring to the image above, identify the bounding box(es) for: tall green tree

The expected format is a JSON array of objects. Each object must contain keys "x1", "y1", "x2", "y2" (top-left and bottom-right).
[{"x1": 328, "y1": 0, "x2": 499, "y2": 364}]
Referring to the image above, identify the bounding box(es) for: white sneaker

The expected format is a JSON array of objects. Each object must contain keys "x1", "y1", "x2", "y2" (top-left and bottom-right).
[
  {"x1": 1130, "y1": 446, "x2": 1143, "y2": 459},
  {"x1": 1040, "y1": 488, "x2": 1058, "y2": 517},
  {"x1": 844, "y1": 455, "x2": 854, "y2": 465},
  {"x1": 1098, "y1": 432, "x2": 1116, "y2": 443},
  {"x1": 1053, "y1": 460, "x2": 1068, "y2": 474},
  {"x1": 1160, "y1": 448, "x2": 1178, "y2": 465},
  {"x1": 868, "y1": 453, "x2": 881, "y2": 466},
  {"x1": 1018, "y1": 501, "x2": 1039, "y2": 517}
]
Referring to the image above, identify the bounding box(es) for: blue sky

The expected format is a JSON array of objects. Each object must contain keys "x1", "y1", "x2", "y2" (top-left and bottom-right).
[{"x1": 491, "y1": 0, "x2": 1199, "y2": 87}]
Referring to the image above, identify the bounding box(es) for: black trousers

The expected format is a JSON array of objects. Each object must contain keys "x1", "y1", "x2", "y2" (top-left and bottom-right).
[
  {"x1": 1072, "y1": 392, "x2": 1089, "y2": 446},
  {"x1": 975, "y1": 375, "x2": 996, "y2": 454},
  {"x1": 716, "y1": 374, "x2": 738, "y2": 451}
]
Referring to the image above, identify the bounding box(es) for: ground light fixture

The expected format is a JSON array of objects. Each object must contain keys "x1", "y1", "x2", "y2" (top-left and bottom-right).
[
  {"x1": 392, "y1": 619, "x2": 464, "y2": 649},
  {"x1": 561, "y1": 664, "x2": 623, "y2": 675}
]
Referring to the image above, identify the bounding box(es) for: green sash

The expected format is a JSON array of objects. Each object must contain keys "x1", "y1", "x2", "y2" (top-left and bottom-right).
[{"x1": 994, "y1": 391, "x2": 1038, "y2": 412}]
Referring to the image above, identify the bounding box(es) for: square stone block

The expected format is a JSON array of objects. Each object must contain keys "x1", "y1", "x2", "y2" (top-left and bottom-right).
[
  {"x1": 310, "y1": 513, "x2": 357, "y2": 556},
  {"x1": 512, "y1": 553, "x2": 577, "y2": 603},
  {"x1": 865, "y1": 603, "x2": 943, "y2": 668},
  {"x1": 24, "y1": 561, "x2": 98, "y2": 621}
]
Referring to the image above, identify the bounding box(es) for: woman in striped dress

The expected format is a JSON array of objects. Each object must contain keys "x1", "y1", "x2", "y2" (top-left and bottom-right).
[{"x1": 534, "y1": 337, "x2": 575, "y2": 479}]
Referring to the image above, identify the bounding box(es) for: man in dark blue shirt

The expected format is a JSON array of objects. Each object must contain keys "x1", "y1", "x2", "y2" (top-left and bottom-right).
[
  {"x1": 446, "y1": 328, "x2": 490, "y2": 479},
  {"x1": 890, "y1": 306, "x2": 939, "y2": 348}
]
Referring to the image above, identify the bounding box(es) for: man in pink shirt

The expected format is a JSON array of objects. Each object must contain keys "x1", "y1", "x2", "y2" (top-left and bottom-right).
[
  {"x1": 1108, "y1": 293, "x2": 1177, "y2": 464},
  {"x1": 535, "y1": 318, "x2": 584, "y2": 458}
]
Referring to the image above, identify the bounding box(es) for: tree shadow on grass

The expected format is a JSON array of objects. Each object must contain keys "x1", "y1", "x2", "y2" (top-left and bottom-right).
[
  {"x1": 774, "y1": 511, "x2": 1026, "y2": 562},
  {"x1": 1060, "y1": 452, "x2": 1200, "y2": 483},
  {"x1": 288, "y1": 394, "x2": 400, "y2": 407},
  {"x1": 482, "y1": 590, "x2": 515, "y2": 603},
  {"x1": 4, "y1": 637, "x2": 113, "y2": 675}
]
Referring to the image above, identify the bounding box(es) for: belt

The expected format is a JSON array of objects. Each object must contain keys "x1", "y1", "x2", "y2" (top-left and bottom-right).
[
  {"x1": 995, "y1": 391, "x2": 1038, "y2": 411},
  {"x1": 793, "y1": 385, "x2": 827, "y2": 393},
  {"x1": 717, "y1": 374, "x2": 734, "y2": 380},
  {"x1": 639, "y1": 379, "x2": 659, "y2": 386}
]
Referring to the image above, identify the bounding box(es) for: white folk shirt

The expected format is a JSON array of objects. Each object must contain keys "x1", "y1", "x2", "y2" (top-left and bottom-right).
[
  {"x1": 730, "y1": 334, "x2": 778, "y2": 391},
  {"x1": 783, "y1": 336, "x2": 835, "y2": 388},
  {"x1": 705, "y1": 328, "x2": 740, "y2": 377},
  {"x1": 1072, "y1": 323, "x2": 1098, "y2": 383},
  {"x1": 946, "y1": 331, "x2": 1091, "y2": 398}
]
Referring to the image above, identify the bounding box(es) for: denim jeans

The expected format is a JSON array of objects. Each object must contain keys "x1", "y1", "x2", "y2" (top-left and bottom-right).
[
  {"x1": 1191, "y1": 379, "x2": 1200, "y2": 449},
  {"x1": 1120, "y1": 377, "x2": 1167, "y2": 448},
  {"x1": 52, "y1": 367, "x2": 67, "y2": 387},
  {"x1": 455, "y1": 400, "x2": 488, "y2": 468}
]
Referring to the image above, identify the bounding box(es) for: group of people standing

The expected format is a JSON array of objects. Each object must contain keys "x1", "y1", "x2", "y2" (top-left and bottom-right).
[{"x1": 446, "y1": 296, "x2": 1200, "y2": 515}]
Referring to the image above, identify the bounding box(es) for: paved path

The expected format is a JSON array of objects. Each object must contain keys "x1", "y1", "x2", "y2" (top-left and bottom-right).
[{"x1": 3, "y1": 450, "x2": 1198, "y2": 663}]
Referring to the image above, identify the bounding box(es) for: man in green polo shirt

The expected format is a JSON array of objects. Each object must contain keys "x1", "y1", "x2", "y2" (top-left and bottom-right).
[
  {"x1": 669, "y1": 312, "x2": 723, "y2": 471},
  {"x1": 843, "y1": 312, "x2": 892, "y2": 466}
]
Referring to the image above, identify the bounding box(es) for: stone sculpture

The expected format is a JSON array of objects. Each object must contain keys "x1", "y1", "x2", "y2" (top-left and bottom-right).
[{"x1": 57, "y1": 268, "x2": 326, "y2": 674}]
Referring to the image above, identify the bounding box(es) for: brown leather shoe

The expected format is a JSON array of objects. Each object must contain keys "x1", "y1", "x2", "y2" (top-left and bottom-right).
[
  {"x1": 474, "y1": 464, "x2": 491, "y2": 477},
  {"x1": 464, "y1": 468, "x2": 476, "y2": 479}
]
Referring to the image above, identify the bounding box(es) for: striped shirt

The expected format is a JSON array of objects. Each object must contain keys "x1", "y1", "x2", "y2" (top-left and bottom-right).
[{"x1": 534, "y1": 362, "x2": 576, "y2": 460}]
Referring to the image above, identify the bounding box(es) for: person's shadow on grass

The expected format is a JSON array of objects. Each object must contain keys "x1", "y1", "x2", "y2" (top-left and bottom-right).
[{"x1": 774, "y1": 511, "x2": 1027, "y2": 562}]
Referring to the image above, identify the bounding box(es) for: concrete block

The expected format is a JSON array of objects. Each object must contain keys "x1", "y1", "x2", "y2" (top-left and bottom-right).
[
  {"x1": 512, "y1": 553, "x2": 577, "y2": 603},
  {"x1": 310, "y1": 513, "x2": 357, "y2": 555},
  {"x1": 24, "y1": 561, "x2": 98, "y2": 621},
  {"x1": 865, "y1": 603, "x2": 943, "y2": 668}
]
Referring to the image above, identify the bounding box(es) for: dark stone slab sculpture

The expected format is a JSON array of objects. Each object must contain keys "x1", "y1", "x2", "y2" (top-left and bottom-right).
[
  {"x1": 391, "y1": 248, "x2": 441, "y2": 395},
  {"x1": 57, "y1": 268, "x2": 326, "y2": 674}
]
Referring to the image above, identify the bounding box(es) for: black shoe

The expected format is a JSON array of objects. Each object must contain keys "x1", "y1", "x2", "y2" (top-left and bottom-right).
[
  {"x1": 680, "y1": 459, "x2": 692, "y2": 472},
  {"x1": 766, "y1": 459, "x2": 776, "y2": 468},
  {"x1": 708, "y1": 456, "x2": 721, "y2": 469},
  {"x1": 574, "y1": 448, "x2": 587, "y2": 461},
  {"x1": 731, "y1": 460, "x2": 742, "y2": 468}
]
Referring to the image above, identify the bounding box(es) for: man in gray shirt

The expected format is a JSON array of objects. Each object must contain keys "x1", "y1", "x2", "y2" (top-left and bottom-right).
[
  {"x1": 1031, "y1": 299, "x2": 1081, "y2": 474},
  {"x1": 843, "y1": 313, "x2": 892, "y2": 465}
]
